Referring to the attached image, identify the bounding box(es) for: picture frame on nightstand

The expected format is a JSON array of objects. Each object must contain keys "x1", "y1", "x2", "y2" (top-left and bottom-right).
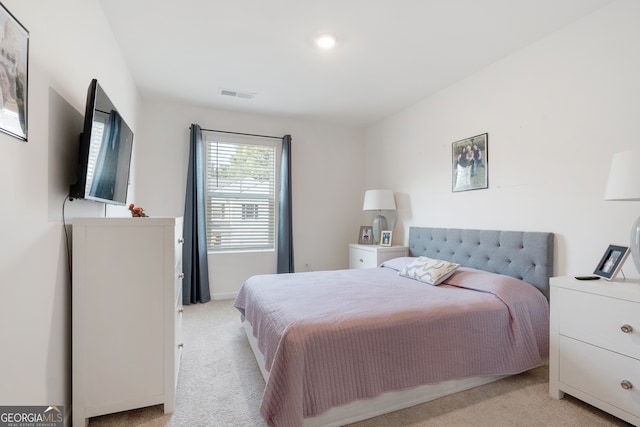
[
  {"x1": 593, "y1": 244, "x2": 630, "y2": 280},
  {"x1": 380, "y1": 230, "x2": 393, "y2": 247},
  {"x1": 358, "y1": 225, "x2": 374, "y2": 244}
]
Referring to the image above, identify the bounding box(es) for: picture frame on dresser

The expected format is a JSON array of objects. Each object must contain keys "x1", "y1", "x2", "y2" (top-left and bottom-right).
[
  {"x1": 593, "y1": 244, "x2": 630, "y2": 280},
  {"x1": 358, "y1": 225, "x2": 374, "y2": 244}
]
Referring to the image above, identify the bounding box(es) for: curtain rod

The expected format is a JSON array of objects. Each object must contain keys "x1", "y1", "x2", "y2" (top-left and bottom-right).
[{"x1": 192, "y1": 126, "x2": 283, "y2": 140}]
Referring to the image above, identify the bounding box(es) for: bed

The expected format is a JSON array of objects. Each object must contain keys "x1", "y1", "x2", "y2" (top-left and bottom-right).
[{"x1": 234, "y1": 227, "x2": 554, "y2": 427}]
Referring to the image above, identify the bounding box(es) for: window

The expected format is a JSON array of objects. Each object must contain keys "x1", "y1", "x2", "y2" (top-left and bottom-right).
[
  {"x1": 241, "y1": 203, "x2": 259, "y2": 220},
  {"x1": 204, "y1": 132, "x2": 278, "y2": 252}
]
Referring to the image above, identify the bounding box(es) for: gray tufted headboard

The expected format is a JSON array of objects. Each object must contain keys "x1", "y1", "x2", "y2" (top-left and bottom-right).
[{"x1": 408, "y1": 227, "x2": 554, "y2": 299}]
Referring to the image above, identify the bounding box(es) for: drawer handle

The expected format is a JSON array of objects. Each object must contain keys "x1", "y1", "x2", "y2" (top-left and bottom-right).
[
  {"x1": 178, "y1": 343, "x2": 184, "y2": 349},
  {"x1": 621, "y1": 324, "x2": 633, "y2": 333},
  {"x1": 359, "y1": 258, "x2": 364, "y2": 263},
  {"x1": 621, "y1": 380, "x2": 633, "y2": 390}
]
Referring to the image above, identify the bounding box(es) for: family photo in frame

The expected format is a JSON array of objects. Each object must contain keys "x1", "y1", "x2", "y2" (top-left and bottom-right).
[
  {"x1": 380, "y1": 230, "x2": 393, "y2": 247},
  {"x1": 593, "y1": 244, "x2": 630, "y2": 280},
  {"x1": 358, "y1": 226, "x2": 374, "y2": 245},
  {"x1": 0, "y1": 2, "x2": 28, "y2": 141},
  {"x1": 452, "y1": 133, "x2": 487, "y2": 192}
]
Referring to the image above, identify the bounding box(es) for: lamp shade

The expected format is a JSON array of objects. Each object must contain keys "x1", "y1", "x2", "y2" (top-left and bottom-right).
[
  {"x1": 604, "y1": 150, "x2": 640, "y2": 201},
  {"x1": 363, "y1": 189, "x2": 396, "y2": 211},
  {"x1": 604, "y1": 149, "x2": 640, "y2": 276}
]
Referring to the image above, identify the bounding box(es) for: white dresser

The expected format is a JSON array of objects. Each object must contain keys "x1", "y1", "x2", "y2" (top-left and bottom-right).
[
  {"x1": 72, "y1": 217, "x2": 184, "y2": 427},
  {"x1": 549, "y1": 276, "x2": 640, "y2": 426},
  {"x1": 349, "y1": 244, "x2": 408, "y2": 269}
]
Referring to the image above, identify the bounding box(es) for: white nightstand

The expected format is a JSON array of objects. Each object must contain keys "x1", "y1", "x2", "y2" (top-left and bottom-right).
[
  {"x1": 349, "y1": 244, "x2": 408, "y2": 269},
  {"x1": 549, "y1": 276, "x2": 640, "y2": 426}
]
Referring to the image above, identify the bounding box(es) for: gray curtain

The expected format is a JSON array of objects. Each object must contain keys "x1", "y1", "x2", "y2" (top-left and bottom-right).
[
  {"x1": 183, "y1": 124, "x2": 211, "y2": 304},
  {"x1": 277, "y1": 135, "x2": 294, "y2": 273}
]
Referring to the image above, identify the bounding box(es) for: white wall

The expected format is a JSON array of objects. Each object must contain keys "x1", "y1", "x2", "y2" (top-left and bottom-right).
[
  {"x1": 0, "y1": 0, "x2": 138, "y2": 421},
  {"x1": 365, "y1": 0, "x2": 640, "y2": 279},
  {"x1": 135, "y1": 96, "x2": 366, "y2": 298}
]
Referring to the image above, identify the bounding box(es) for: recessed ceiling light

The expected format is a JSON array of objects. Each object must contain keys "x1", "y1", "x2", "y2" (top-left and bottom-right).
[{"x1": 315, "y1": 34, "x2": 336, "y2": 49}]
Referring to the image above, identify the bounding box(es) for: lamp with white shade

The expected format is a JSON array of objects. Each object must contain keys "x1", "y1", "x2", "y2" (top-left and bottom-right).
[
  {"x1": 604, "y1": 149, "x2": 640, "y2": 275},
  {"x1": 363, "y1": 189, "x2": 396, "y2": 244}
]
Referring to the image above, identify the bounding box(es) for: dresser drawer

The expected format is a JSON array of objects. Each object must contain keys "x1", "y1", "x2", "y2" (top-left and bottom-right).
[
  {"x1": 559, "y1": 336, "x2": 640, "y2": 418},
  {"x1": 349, "y1": 244, "x2": 409, "y2": 269},
  {"x1": 556, "y1": 287, "x2": 640, "y2": 358},
  {"x1": 175, "y1": 229, "x2": 184, "y2": 303},
  {"x1": 175, "y1": 286, "x2": 183, "y2": 388},
  {"x1": 350, "y1": 247, "x2": 377, "y2": 269}
]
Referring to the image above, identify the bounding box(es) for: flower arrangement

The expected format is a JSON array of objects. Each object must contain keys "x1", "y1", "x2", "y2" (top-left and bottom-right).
[{"x1": 128, "y1": 203, "x2": 148, "y2": 217}]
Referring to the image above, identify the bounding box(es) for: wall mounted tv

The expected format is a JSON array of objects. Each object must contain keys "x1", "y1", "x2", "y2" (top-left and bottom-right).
[{"x1": 69, "y1": 79, "x2": 134, "y2": 206}]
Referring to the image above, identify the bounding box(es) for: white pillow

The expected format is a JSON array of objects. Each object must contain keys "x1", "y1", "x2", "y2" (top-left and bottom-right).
[{"x1": 398, "y1": 256, "x2": 460, "y2": 285}]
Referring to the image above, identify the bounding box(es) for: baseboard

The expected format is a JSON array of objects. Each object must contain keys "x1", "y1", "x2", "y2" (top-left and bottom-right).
[{"x1": 212, "y1": 292, "x2": 237, "y2": 300}]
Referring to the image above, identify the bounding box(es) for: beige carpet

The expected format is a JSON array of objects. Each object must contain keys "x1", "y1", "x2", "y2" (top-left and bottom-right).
[{"x1": 88, "y1": 300, "x2": 631, "y2": 427}]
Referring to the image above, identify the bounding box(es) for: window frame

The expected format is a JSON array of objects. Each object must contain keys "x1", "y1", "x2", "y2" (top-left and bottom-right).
[{"x1": 203, "y1": 131, "x2": 281, "y2": 253}]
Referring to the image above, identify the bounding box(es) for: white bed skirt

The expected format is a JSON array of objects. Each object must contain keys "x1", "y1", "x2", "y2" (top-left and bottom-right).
[{"x1": 242, "y1": 320, "x2": 507, "y2": 427}]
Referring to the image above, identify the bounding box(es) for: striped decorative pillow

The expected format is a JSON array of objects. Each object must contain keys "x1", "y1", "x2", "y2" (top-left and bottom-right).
[{"x1": 398, "y1": 256, "x2": 459, "y2": 285}]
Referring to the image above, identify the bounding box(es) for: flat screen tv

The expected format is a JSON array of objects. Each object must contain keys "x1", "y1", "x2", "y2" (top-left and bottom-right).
[{"x1": 69, "y1": 79, "x2": 134, "y2": 205}]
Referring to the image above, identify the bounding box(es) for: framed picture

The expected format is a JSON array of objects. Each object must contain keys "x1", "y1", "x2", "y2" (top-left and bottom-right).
[
  {"x1": 452, "y1": 133, "x2": 487, "y2": 192},
  {"x1": 358, "y1": 225, "x2": 374, "y2": 245},
  {"x1": 380, "y1": 230, "x2": 393, "y2": 247},
  {"x1": 0, "y1": 3, "x2": 28, "y2": 141},
  {"x1": 593, "y1": 244, "x2": 630, "y2": 280}
]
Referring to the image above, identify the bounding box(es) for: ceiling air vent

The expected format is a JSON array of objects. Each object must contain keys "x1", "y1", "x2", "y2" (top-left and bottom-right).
[{"x1": 219, "y1": 88, "x2": 255, "y2": 99}]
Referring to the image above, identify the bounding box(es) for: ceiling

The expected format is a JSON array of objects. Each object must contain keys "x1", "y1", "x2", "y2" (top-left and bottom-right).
[{"x1": 99, "y1": 0, "x2": 614, "y2": 128}]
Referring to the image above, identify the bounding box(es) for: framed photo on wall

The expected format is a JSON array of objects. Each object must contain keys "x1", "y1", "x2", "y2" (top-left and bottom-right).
[
  {"x1": 593, "y1": 244, "x2": 630, "y2": 280},
  {"x1": 0, "y1": 3, "x2": 28, "y2": 141},
  {"x1": 358, "y1": 225, "x2": 374, "y2": 245},
  {"x1": 380, "y1": 230, "x2": 393, "y2": 247},
  {"x1": 452, "y1": 133, "x2": 488, "y2": 192}
]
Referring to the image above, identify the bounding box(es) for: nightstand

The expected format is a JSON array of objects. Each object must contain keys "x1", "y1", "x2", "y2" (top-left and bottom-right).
[
  {"x1": 549, "y1": 276, "x2": 640, "y2": 426},
  {"x1": 349, "y1": 244, "x2": 408, "y2": 269}
]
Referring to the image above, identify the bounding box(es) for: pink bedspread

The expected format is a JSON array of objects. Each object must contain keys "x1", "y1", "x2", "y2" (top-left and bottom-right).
[{"x1": 234, "y1": 262, "x2": 549, "y2": 427}]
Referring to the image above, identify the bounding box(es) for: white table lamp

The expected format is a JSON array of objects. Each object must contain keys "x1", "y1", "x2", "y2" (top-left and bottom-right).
[
  {"x1": 363, "y1": 189, "x2": 396, "y2": 244},
  {"x1": 604, "y1": 149, "x2": 640, "y2": 275}
]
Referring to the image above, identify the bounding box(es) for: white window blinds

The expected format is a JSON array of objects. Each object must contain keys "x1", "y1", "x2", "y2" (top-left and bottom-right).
[{"x1": 204, "y1": 132, "x2": 277, "y2": 252}]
